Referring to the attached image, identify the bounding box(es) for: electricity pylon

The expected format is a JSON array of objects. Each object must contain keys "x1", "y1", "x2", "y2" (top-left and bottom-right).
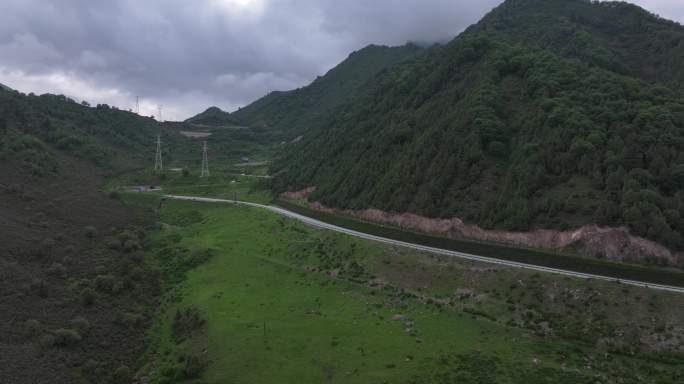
[
  {"x1": 200, "y1": 141, "x2": 210, "y2": 178},
  {"x1": 154, "y1": 135, "x2": 163, "y2": 172}
]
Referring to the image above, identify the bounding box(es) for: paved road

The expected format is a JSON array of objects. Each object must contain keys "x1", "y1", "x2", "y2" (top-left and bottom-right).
[
  {"x1": 163, "y1": 194, "x2": 684, "y2": 294},
  {"x1": 225, "y1": 173, "x2": 273, "y2": 179}
]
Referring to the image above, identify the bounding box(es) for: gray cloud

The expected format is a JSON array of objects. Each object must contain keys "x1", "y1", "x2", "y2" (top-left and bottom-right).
[{"x1": 0, "y1": 0, "x2": 681, "y2": 120}]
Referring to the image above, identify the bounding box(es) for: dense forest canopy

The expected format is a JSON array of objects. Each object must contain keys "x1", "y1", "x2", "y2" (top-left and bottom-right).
[
  {"x1": 230, "y1": 44, "x2": 423, "y2": 139},
  {"x1": 262, "y1": 0, "x2": 684, "y2": 251},
  {"x1": 473, "y1": 0, "x2": 684, "y2": 85}
]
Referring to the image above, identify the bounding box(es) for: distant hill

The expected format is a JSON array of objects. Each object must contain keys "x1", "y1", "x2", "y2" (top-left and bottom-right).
[
  {"x1": 266, "y1": 0, "x2": 684, "y2": 253},
  {"x1": 232, "y1": 44, "x2": 423, "y2": 138},
  {"x1": 0, "y1": 87, "x2": 184, "y2": 174},
  {"x1": 185, "y1": 106, "x2": 241, "y2": 127}
]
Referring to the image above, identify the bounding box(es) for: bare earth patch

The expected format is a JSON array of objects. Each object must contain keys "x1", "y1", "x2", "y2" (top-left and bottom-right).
[{"x1": 280, "y1": 188, "x2": 683, "y2": 267}]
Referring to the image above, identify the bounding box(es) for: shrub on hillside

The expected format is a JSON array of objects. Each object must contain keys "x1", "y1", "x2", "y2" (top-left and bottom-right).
[
  {"x1": 122, "y1": 239, "x2": 140, "y2": 253},
  {"x1": 106, "y1": 239, "x2": 122, "y2": 251},
  {"x1": 171, "y1": 307, "x2": 206, "y2": 343},
  {"x1": 29, "y1": 279, "x2": 49, "y2": 298},
  {"x1": 83, "y1": 226, "x2": 98, "y2": 239},
  {"x1": 47, "y1": 262, "x2": 67, "y2": 277},
  {"x1": 160, "y1": 354, "x2": 207, "y2": 382},
  {"x1": 37, "y1": 238, "x2": 56, "y2": 258},
  {"x1": 70, "y1": 316, "x2": 91, "y2": 335},
  {"x1": 23, "y1": 319, "x2": 43, "y2": 337},
  {"x1": 112, "y1": 280, "x2": 125, "y2": 294},
  {"x1": 114, "y1": 311, "x2": 145, "y2": 329},
  {"x1": 81, "y1": 359, "x2": 105, "y2": 381},
  {"x1": 108, "y1": 190, "x2": 121, "y2": 200},
  {"x1": 51, "y1": 328, "x2": 81, "y2": 347},
  {"x1": 156, "y1": 247, "x2": 214, "y2": 284},
  {"x1": 130, "y1": 250, "x2": 144, "y2": 263},
  {"x1": 94, "y1": 275, "x2": 116, "y2": 293},
  {"x1": 79, "y1": 287, "x2": 96, "y2": 306},
  {"x1": 112, "y1": 365, "x2": 132, "y2": 384}
]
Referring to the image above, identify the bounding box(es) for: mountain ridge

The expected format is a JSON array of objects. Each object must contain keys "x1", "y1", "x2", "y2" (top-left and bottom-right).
[
  {"x1": 185, "y1": 106, "x2": 241, "y2": 127},
  {"x1": 230, "y1": 43, "x2": 424, "y2": 139},
  {"x1": 263, "y1": 0, "x2": 684, "y2": 257},
  {"x1": 471, "y1": 0, "x2": 684, "y2": 86}
]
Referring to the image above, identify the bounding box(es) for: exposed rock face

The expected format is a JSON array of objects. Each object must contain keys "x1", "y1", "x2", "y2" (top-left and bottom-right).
[
  {"x1": 281, "y1": 188, "x2": 683, "y2": 267},
  {"x1": 280, "y1": 186, "x2": 315, "y2": 200}
]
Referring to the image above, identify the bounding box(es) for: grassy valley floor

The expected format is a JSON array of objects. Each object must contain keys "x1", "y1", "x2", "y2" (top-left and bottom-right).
[{"x1": 127, "y1": 194, "x2": 684, "y2": 383}]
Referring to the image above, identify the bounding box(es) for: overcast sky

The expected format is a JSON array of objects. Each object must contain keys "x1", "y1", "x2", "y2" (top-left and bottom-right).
[{"x1": 0, "y1": 0, "x2": 682, "y2": 121}]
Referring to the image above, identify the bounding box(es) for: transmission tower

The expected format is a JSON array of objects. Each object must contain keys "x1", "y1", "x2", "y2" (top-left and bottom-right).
[
  {"x1": 200, "y1": 141, "x2": 210, "y2": 178},
  {"x1": 135, "y1": 96, "x2": 140, "y2": 114},
  {"x1": 154, "y1": 135, "x2": 163, "y2": 172},
  {"x1": 157, "y1": 104, "x2": 163, "y2": 122}
]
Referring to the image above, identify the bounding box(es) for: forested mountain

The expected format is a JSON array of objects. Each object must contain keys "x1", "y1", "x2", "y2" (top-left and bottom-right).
[
  {"x1": 185, "y1": 106, "x2": 241, "y2": 127},
  {"x1": 231, "y1": 44, "x2": 423, "y2": 138},
  {"x1": 268, "y1": 0, "x2": 684, "y2": 252},
  {"x1": 472, "y1": 0, "x2": 684, "y2": 86},
  {"x1": 0, "y1": 87, "x2": 172, "y2": 174}
]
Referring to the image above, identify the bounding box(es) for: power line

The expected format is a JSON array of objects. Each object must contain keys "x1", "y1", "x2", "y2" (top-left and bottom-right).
[
  {"x1": 154, "y1": 135, "x2": 163, "y2": 172},
  {"x1": 200, "y1": 141, "x2": 210, "y2": 178}
]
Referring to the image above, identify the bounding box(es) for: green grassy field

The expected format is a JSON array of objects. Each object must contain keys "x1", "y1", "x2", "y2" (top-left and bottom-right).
[{"x1": 131, "y1": 196, "x2": 684, "y2": 383}]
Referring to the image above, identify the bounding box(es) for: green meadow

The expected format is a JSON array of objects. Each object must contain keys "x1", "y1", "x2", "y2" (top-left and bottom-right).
[{"x1": 128, "y1": 195, "x2": 684, "y2": 383}]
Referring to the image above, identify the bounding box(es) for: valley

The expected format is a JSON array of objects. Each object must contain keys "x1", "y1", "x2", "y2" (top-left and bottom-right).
[
  {"x1": 124, "y1": 190, "x2": 684, "y2": 383},
  {"x1": 2, "y1": 0, "x2": 684, "y2": 383}
]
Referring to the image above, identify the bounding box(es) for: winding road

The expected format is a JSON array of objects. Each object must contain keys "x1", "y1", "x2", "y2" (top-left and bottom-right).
[{"x1": 164, "y1": 194, "x2": 684, "y2": 294}]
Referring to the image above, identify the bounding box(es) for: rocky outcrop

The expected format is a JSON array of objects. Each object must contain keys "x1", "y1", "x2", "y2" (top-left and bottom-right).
[
  {"x1": 279, "y1": 186, "x2": 315, "y2": 200},
  {"x1": 279, "y1": 189, "x2": 683, "y2": 267}
]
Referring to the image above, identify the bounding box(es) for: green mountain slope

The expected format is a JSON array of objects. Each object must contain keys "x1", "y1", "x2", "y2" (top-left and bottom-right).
[
  {"x1": 185, "y1": 106, "x2": 241, "y2": 127},
  {"x1": 231, "y1": 44, "x2": 423, "y2": 138},
  {"x1": 472, "y1": 0, "x2": 684, "y2": 85},
  {"x1": 0, "y1": 89, "x2": 170, "y2": 382},
  {"x1": 269, "y1": 0, "x2": 684, "y2": 252},
  {"x1": 0, "y1": 88, "x2": 176, "y2": 173}
]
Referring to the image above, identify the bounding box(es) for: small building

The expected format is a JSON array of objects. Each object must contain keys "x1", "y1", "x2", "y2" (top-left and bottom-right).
[{"x1": 239, "y1": 156, "x2": 250, "y2": 163}]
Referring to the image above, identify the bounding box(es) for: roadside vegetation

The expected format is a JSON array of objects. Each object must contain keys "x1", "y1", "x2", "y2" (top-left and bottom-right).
[
  {"x1": 135, "y1": 196, "x2": 684, "y2": 383},
  {"x1": 275, "y1": 199, "x2": 684, "y2": 288}
]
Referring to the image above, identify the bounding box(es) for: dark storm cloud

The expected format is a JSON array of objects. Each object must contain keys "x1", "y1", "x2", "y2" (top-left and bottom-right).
[{"x1": 0, "y1": 0, "x2": 681, "y2": 120}]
